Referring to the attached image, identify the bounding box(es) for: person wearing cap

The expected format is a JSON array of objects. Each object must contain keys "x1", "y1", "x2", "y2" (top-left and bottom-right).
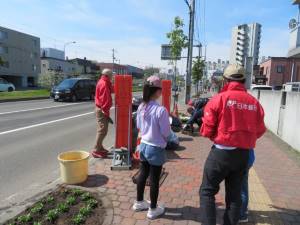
[
  {"x1": 92, "y1": 68, "x2": 114, "y2": 158},
  {"x1": 132, "y1": 75, "x2": 171, "y2": 220},
  {"x1": 199, "y1": 64, "x2": 266, "y2": 225}
]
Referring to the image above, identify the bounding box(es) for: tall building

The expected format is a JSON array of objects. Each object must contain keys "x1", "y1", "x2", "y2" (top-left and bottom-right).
[
  {"x1": 0, "y1": 26, "x2": 41, "y2": 87},
  {"x1": 230, "y1": 23, "x2": 262, "y2": 66},
  {"x1": 41, "y1": 48, "x2": 65, "y2": 60}
]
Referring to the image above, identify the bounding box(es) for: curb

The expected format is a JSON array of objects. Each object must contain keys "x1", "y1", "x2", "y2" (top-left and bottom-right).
[{"x1": 0, "y1": 96, "x2": 50, "y2": 103}]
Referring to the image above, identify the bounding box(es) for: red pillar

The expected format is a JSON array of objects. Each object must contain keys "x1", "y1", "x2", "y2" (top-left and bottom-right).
[
  {"x1": 161, "y1": 80, "x2": 172, "y2": 113},
  {"x1": 114, "y1": 75, "x2": 132, "y2": 150}
]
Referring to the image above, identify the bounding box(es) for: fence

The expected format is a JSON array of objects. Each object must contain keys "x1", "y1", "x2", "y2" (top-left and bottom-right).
[{"x1": 251, "y1": 90, "x2": 300, "y2": 152}]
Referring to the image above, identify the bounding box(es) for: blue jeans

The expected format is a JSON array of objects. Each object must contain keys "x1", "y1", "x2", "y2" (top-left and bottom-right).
[
  {"x1": 240, "y1": 168, "x2": 249, "y2": 219},
  {"x1": 187, "y1": 108, "x2": 203, "y2": 126}
]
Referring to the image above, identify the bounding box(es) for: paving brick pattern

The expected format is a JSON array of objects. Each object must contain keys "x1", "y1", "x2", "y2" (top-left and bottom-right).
[{"x1": 77, "y1": 133, "x2": 300, "y2": 225}]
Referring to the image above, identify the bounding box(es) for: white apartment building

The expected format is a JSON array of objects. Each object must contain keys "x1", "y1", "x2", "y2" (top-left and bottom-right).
[{"x1": 230, "y1": 23, "x2": 262, "y2": 66}]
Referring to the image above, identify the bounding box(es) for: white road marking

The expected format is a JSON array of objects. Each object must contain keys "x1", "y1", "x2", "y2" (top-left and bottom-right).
[
  {"x1": 0, "y1": 106, "x2": 116, "y2": 136},
  {"x1": 0, "y1": 102, "x2": 85, "y2": 115},
  {"x1": 0, "y1": 112, "x2": 94, "y2": 136}
]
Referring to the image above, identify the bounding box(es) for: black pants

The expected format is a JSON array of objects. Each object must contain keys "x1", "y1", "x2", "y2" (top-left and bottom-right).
[
  {"x1": 137, "y1": 161, "x2": 162, "y2": 209},
  {"x1": 200, "y1": 146, "x2": 249, "y2": 225}
]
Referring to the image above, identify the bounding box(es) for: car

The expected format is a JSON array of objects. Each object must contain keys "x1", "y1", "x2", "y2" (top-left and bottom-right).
[
  {"x1": 50, "y1": 78, "x2": 96, "y2": 102},
  {"x1": 251, "y1": 85, "x2": 272, "y2": 91},
  {"x1": 0, "y1": 78, "x2": 15, "y2": 92}
]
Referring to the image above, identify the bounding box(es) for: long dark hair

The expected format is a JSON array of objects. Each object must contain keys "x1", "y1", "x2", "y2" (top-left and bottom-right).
[{"x1": 142, "y1": 84, "x2": 161, "y2": 103}]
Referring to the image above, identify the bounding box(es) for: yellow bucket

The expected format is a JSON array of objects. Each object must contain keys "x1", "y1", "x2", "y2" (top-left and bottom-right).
[{"x1": 58, "y1": 151, "x2": 90, "y2": 184}]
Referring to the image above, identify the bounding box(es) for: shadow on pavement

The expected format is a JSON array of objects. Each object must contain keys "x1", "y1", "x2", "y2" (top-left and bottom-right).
[
  {"x1": 178, "y1": 137, "x2": 193, "y2": 142},
  {"x1": 76, "y1": 174, "x2": 109, "y2": 188},
  {"x1": 163, "y1": 205, "x2": 300, "y2": 224}
]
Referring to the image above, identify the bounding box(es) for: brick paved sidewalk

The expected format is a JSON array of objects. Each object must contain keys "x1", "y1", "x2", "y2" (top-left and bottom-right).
[{"x1": 77, "y1": 132, "x2": 300, "y2": 225}]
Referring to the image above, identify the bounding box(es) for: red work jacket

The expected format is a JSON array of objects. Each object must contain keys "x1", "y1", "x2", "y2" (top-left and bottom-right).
[
  {"x1": 200, "y1": 82, "x2": 266, "y2": 149},
  {"x1": 95, "y1": 75, "x2": 113, "y2": 117}
]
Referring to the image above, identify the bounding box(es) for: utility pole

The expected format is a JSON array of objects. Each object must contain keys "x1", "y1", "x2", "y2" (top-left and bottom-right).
[
  {"x1": 185, "y1": 0, "x2": 195, "y2": 103},
  {"x1": 112, "y1": 48, "x2": 116, "y2": 73}
]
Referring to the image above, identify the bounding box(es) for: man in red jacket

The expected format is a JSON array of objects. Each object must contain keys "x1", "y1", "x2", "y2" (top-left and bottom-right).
[
  {"x1": 92, "y1": 68, "x2": 114, "y2": 158},
  {"x1": 199, "y1": 64, "x2": 266, "y2": 225}
]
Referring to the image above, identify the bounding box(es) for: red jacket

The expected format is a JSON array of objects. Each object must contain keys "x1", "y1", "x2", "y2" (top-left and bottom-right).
[
  {"x1": 95, "y1": 75, "x2": 113, "y2": 117},
  {"x1": 200, "y1": 82, "x2": 266, "y2": 149}
]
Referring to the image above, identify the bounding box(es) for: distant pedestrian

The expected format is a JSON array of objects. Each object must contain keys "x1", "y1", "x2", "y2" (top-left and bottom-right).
[
  {"x1": 92, "y1": 68, "x2": 114, "y2": 159},
  {"x1": 132, "y1": 75, "x2": 171, "y2": 220},
  {"x1": 199, "y1": 64, "x2": 266, "y2": 225},
  {"x1": 239, "y1": 149, "x2": 255, "y2": 223}
]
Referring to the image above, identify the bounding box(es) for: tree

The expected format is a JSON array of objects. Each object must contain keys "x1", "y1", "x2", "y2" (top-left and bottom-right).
[
  {"x1": 144, "y1": 67, "x2": 160, "y2": 78},
  {"x1": 0, "y1": 56, "x2": 4, "y2": 66},
  {"x1": 192, "y1": 57, "x2": 205, "y2": 94},
  {"x1": 166, "y1": 16, "x2": 188, "y2": 60},
  {"x1": 166, "y1": 16, "x2": 188, "y2": 107}
]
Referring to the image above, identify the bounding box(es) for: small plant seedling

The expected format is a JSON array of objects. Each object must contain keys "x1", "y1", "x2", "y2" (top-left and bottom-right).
[
  {"x1": 79, "y1": 205, "x2": 92, "y2": 216},
  {"x1": 56, "y1": 202, "x2": 69, "y2": 213},
  {"x1": 8, "y1": 223, "x2": 16, "y2": 225},
  {"x1": 31, "y1": 202, "x2": 44, "y2": 214},
  {"x1": 18, "y1": 213, "x2": 33, "y2": 223},
  {"x1": 45, "y1": 209, "x2": 59, "y2": 222},
  {"x1": 80, "y1": 192, "x2": 92, "y2": 201},
  {"x1": 87, "y1": 199, "x2": 98, "y2": 208},
  {"x1": 46, "y1": 196, "x2": 54, "y2": 203},
  {"x1": 72, "y1": 213, "x2": 85, "y2": 224},
  {"x1": 66, "y1": 196, "x2": 76, "y2": 205},
  {"x1": 71, "y1": 188, "x2": 84, "y2": 196},
  {"x1": 33, "y1": 222, "x2": 42, "y2": 225}
]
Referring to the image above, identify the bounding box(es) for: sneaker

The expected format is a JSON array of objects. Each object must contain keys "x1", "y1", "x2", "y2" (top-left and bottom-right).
[
  {"x1": 91, "y1": 150, "x2": 108, "y2": 158},
  {"x1": 239, "y1": 217, "x2": 249, "y2": 223},
  {"x1": 147, "y1": 205, "x2": 165, "y2": 220},
  {"x1": 132, "y1": 200, "x2": 150, "y2": 212}
]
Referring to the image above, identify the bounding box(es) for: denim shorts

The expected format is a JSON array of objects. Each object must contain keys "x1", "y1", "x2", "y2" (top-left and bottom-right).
[{"x1": 139, "y1": 143, "x2": 166, "y2": 166}]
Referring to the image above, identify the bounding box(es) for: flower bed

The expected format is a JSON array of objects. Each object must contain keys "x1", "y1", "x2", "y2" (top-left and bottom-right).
[{"x1": 4, "y1": 187, "x2": 105, "y2": 225}]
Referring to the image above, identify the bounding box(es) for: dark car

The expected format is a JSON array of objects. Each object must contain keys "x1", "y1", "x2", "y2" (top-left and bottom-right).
[{"x1": 50, "y1": 78, "x2": 96, "y2": 102}]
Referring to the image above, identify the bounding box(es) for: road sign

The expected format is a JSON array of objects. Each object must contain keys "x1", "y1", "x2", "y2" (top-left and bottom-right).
[{"x1": 161, "y1": 44, "x2": 181, "y2": 60}]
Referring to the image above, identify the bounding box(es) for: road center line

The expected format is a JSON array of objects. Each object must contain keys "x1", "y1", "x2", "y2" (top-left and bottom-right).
[
  {"x1": 0, "y1": 112, "x2": 94, "y2": 136},
  {"x1": 0, "y1": 102, "x2": 86, "y2": 115}
]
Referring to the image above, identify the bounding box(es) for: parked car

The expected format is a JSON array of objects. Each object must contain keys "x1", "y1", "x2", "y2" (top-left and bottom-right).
[
  {"x1": 50, "y1": 78, "x2": 96, "y2": 102},
  {"x1": 251, "y1": 85, "x2": 272, "y2": 91},
  {"x1": 0, "y1": 78, "x2": 15, "y2": 92}
]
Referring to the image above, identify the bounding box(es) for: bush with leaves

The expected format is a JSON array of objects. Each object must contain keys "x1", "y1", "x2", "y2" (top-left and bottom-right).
[
  {"x1": 17, "y1": 214, "x2": 32, "y2": 223},
  {"x1": 45, "y1": 209, "x2": 59, "y2": 222}
]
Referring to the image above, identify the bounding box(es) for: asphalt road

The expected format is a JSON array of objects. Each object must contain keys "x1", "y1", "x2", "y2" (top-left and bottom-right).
[{"x1": 0, "y1": 99, "x2": 115, "y2": 205}]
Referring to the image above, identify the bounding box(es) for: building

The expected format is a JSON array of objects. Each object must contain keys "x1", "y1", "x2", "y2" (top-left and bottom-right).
[
  {"x1": 41, "y1": 57, "x2": 83, "y2": 76},
  {"x1": 41, "y1": 48, "x2": 64, "y2": 60},
  {"x1": 0, "y1": 26, "x2": 41, "y2": 87},
  {"x1": 230, "y1": 23, "x2": 262, "y2": 66},
  {"x1": 97, "y1": 63, "x2": 128, "y2": 75},
  {"x1": 126, "y1": 65, "x2": 144, "y2": 78},
  {"x1": 259, "y1": 57, "x2": 300, "y2": 86},
  {"x1": 288, "y1": 1, "x2": 300, "y2": 57},
  {"x1": 206, "y1": 59, "x2": 229, "y2": 71},
  {"x1": 68, "y1": 58, "x2": 99, "y2": 75}
]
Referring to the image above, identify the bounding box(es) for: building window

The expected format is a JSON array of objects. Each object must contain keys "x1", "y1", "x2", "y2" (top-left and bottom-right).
[
  {"x1": 0, "y1": 30, "x2": 8, "y2": 40},
  {"x1": 32, "y1": 64, "x2": 37, "y2": 71},
  {"x1": 277, "y1": 65, "x2": 284, "y2": 73},
  {"x1": 0, "y1": 46, "x2": 8, "y2": 54},
  {"x1": 1, "y1": 61, "x2": 9, "y2": 68},
  {"x1": 266, "y1": 67, "x2": 269, "y2": 75},
  {"x1": 42, "y1": 63, "x2": 46, "y2": 67},
  {"x1": 33, "y1": 39, "x2": 38, "y2": 47}
]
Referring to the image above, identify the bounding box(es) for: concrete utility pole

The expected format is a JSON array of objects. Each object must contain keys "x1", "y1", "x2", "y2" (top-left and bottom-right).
[
  {"x1": 112, "y1": 48, "x2": 116, "y2": 73},
  {"x1": 185, "y1": 0, "x2": 196, "y2": 103},
  {"x1": 63, "y1": 41, "x2": 76, "y2": 60}
]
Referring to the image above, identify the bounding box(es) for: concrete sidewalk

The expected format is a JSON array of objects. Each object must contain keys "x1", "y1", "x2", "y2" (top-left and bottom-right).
[{"x1": 78, "y1": 131, "x2": 300, "y2": 225}]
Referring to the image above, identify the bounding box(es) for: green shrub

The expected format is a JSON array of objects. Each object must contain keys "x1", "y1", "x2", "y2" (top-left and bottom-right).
[
  {"x1": 66, "y1": 196, "x2": 76, "y2": 205},
  {"x1": 80, "y1": 192, "x2": 92, "y2": 201},
  {"x1": 31, "y1": 202, "x2": 44, "y2": 214},
  {"x1": 17, "y1": 213, "x2": 32, "y2": 223},
  {"x1": 56, "y1": 203, "x2": 69, "y2": 213},
  {"x1": 86, "y1": 199, "x2": 98, "y2": 208},
  {"x1": 45, "y1": 209, "x2": 59, "y2": 222},
  {"x1": 79, "y1": 205, "x2": 92, "y2": 216},
  {"x1": 33, "y1": 222, "x2": 42, "y2": 225},
  {"x1": 72, "y1": 213, "x2": 85, "y2": 224},
  {"x1": 46, "y1": 196, "x2": 54, "y2": 203},
  {"x1": 71, "y1": 189, "x2": 84, "y2": 196}
]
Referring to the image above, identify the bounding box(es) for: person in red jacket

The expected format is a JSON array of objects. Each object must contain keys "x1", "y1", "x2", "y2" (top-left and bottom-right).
[
  {"x1": 199, "y1": 64, "x2": 266, "y2": 225},
  {"x1": 92, "y1": 68, "x2": 114, "y2": 158}
]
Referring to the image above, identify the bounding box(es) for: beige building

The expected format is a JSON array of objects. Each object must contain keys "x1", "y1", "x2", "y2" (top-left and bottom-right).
[{"x1": 0, "y1": 26, "x2": 41, "y2": 87}]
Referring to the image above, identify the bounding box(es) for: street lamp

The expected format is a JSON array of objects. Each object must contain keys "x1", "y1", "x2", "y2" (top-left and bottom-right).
[{"x1": 63, "y1": 41, "x2": 76, "y2": 59}]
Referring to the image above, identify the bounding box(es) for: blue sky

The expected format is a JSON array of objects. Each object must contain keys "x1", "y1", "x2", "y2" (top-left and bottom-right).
[{"x1": 0, "y1": 0, "x2": 298, "y2": 72}]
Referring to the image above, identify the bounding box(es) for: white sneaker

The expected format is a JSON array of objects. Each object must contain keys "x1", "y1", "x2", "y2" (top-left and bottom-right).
[
  {"x1": 147, "y1": 205, "x2": 165, "y2": 220},
  {"x1": 132, "y1": 200, "x2": 150, "y2": 211}
]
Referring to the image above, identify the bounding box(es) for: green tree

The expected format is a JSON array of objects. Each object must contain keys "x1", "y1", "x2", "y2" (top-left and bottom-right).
[
  {"x1": 0, "y1": 56, "x2": 4, "y2": 66},
  {"x1": 192, "y1": 57, "x2": 205, "y2": 94},
  {"x1": 166, "y1": 16, "x2": 188, "y2": 60},
  {"x1": 144, "y1": 67, "x2": 160, "y2": 78}
]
